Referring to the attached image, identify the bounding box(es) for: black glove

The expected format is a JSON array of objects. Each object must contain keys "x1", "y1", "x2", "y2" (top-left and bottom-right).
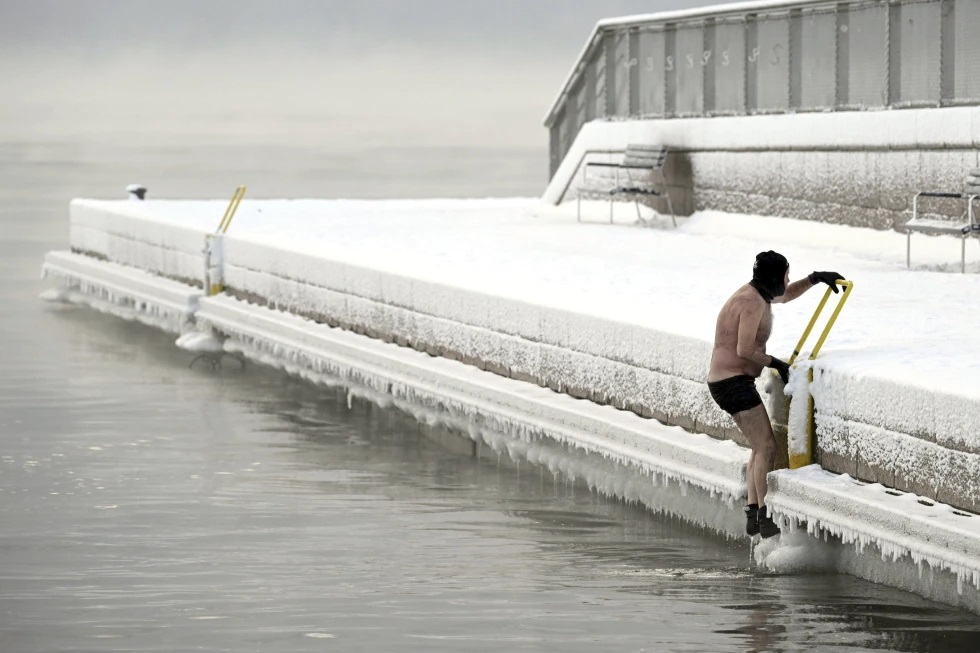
[
  {"x1": 768, "y1": 356, "x2": 790, "y2": 384},
  {"x1": 809, "y1": 271, "x2": 844, "y2": 293}
]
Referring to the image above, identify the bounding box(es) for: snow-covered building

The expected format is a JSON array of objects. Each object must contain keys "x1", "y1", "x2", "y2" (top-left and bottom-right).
[{"x1": 544, "y1": 0, "x2": 980, "y2": 229}]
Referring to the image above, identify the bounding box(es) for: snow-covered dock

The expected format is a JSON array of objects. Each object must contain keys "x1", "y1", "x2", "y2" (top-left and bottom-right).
[{"x1": 42, "y1": 197, "x2": 980, "y2": 612}]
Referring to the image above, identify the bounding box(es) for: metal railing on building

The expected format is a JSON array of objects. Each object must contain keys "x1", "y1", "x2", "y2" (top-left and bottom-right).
[{"x1": 544, "y1": 0, "x2": 980, "y2": 178}]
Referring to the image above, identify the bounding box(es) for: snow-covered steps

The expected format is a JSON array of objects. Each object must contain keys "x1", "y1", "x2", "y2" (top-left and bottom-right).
[
  {"x1": 41, "y1": 251, "x2": 201, "y2": 333},
  {"x1": 195, "y1": 293, "x2": 749, "y2": 531},
  {"x1": 767, "y1": 465, "x2": 980, "y2": 610}
]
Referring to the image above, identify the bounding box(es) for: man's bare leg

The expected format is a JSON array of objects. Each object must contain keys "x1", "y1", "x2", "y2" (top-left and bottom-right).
[
  {"x1": 745, "y1": 450, "x2": 758, "y2": 506},
  {"x1": 733, "y1": 404, "x2": 777, "y2": 505},
  {"x1": 741, "y1": 449, "x2": 760, "y2": 536},
  {"x1": 733, "y1": 404, "x2": 781, "y2": 538}
]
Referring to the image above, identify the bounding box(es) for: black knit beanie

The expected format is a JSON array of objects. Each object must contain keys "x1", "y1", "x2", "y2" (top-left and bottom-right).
[{"x1": 750, "y1": 250, "x2": 789, "y2": 302}]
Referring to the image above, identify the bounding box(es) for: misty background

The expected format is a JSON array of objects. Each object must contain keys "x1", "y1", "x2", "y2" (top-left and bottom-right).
[{"x1": 1, "y1": 1, "x2": 738, "y2": 148}]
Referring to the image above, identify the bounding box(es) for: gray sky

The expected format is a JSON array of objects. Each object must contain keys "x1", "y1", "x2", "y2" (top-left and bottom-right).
[
  {"x1": 0, "y1": 0, "x2": 741, "y2": 148},
  {"x1": 1, "y1": 1, "x2": 740, "y2": 54}
]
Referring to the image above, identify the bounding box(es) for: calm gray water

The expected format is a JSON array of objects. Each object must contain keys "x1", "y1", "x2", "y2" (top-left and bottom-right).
[{"x1": 2, "y1": 138, "x2": 980, "y2": 652}]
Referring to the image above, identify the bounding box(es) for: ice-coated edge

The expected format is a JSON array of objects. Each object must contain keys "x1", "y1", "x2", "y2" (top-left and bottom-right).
[
  {"x1": 196, "y1": 294, "x2": 748, "y2": 502},
  {"x1": 40, "y1": 252, "x2": 980, "y2": 612},
  {"x1": 767, "y1": 465, "x2": 980, "y2": 601},
  {"x1": 220, "y1": 333, "x2": 747, "y2": 537},
  {"x1": 41, "y1": 250, "x2": 200, "y2": 334}
]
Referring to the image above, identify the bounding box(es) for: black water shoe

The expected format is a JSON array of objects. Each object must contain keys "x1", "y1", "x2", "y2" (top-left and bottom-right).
[
  {"x1": 743, "y1": 504, "x2": 759, "y2": 536},
  {"x1": 758, "y1": 506, "x2": 781, "y2": 539}
]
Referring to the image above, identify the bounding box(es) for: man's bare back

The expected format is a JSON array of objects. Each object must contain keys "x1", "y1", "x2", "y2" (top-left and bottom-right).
[{"x1": 708, "y1": 284, "x2": 772, "y2": 382}]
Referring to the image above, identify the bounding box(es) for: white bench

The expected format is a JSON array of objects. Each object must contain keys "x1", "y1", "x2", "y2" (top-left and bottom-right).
[
  {"x1": 576, "y1": 144, "x2": 675, "y2": 226},
  {"x1": 905, "y1": 190, "x2": 980, "y2": 273}
]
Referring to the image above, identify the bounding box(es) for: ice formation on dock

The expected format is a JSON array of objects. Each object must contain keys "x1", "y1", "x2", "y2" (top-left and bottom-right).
[{"x1": 38, "y1": 195, "x2": 980, "y2": 612}]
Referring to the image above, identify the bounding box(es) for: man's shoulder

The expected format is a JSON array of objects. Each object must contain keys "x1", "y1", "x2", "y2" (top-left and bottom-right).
[
  {"x1": 731, "y1": 283, "x2": 758, "y2": 300},
  {"x1": 731, "y1": 284, "x2": 765, "y2": 309}
]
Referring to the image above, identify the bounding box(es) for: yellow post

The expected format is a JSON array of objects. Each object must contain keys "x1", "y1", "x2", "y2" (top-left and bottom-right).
[
  {"x1": 206, "y1": 185, "x2": 247, "y2": 296},
  {"x1": 787, "y1": 280, "x2": 854, "y2": 469},
  {"x1": 787, "y1": 290, "x2": 832, "y2": 365},
  {"x1": 216, "y1": 185, "x2": 246, "y2": 235},
  {"x1": 788, "y1": 367, "x2": 816, "y2": 470},
  {"x1": 806, "y1": 280, "x2": 854, "y2": 359}
]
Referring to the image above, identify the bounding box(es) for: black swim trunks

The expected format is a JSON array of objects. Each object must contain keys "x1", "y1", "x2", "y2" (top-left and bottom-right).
[{"x1": 707, "y1": 374, "x2": 762, "y2": 415}]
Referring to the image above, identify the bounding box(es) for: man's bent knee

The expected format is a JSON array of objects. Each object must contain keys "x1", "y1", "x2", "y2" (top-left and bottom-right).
[
  {"x1": 733, "y1": 406, "x2": 774, "y2": 444},
  {"x1": 757, "y1": 437, "x2": 776, "y2": 458}
]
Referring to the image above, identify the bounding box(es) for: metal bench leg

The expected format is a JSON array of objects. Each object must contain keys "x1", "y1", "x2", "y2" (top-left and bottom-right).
[
  {"x1": 633, "y1": 167, "x2": 650, "y2": 224},
  {"x1": 611, "y1": 168, "x2": 621, "y2": 224},
  {"x1": 577, "y1": 164, "x2": 588, "y2": 223},
  {"x1": 657, "y1": 170, "x2": 676, "y2": 228},
  {"x1": 962, "y1": 236, "x2": 967, "y2": 273}
]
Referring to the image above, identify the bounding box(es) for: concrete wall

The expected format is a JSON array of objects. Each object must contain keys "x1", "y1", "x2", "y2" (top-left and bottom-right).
[
  {"x1": 546, "y1": 108, "x2": 980, "y2": 230},
  {"x1": 693, "y1": 148, "x2": 977, "y2": 230},
  {"x1": 546, "y1": 0, "x2": 980, "y2": 178}
]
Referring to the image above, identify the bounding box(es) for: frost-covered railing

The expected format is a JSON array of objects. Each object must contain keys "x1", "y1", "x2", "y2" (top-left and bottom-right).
[{"x1": 545, "y1": 0, "x2": 980, "y2": 177}]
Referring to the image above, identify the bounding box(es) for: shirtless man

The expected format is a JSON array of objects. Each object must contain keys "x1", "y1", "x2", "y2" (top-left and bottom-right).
[{"x1": 707, "y1": 251, "x2": 842, "y2": 538}]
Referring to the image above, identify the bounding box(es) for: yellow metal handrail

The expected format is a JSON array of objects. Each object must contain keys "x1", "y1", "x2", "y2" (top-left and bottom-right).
[
  {"x1": 204, "y1": 185, "x2": 247, "y2": 296},
  {"x1": 216, "y1": 185, "x2": 246, "y2": 234},
  {"x1": 790, "y1": 279, "x2": 854, "y2": 365},
  {"x1": 786, "y1": 279, "x2": 854, "y2": 469}
]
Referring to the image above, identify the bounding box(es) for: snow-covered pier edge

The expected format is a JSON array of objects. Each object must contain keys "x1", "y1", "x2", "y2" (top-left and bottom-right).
[{"x1": 41, "y1": 199, "x2": 980, "y2": 612}]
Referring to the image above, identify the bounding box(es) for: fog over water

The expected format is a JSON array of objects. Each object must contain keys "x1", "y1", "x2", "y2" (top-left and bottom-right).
[{"x1": 1, "y1": 0, "x2": 741, "y2": 150}]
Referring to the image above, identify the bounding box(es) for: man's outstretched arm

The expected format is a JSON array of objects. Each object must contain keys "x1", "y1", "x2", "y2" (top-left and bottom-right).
[{"x1": 774, "y1": 271, "x2": 844, "y2": 304}]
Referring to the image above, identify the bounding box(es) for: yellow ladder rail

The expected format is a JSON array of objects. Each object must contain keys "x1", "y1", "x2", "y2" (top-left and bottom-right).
[
  {"x1": 204, "y1": 185, "x2": 247, "y2": 296},
  {"x1": 786, "y1": 279, "x2": 854, "y2": 469},
  {"x1": 807, "y1": 280, "x2": 854, "y2": 360},
  {"x1": 216, "y1": 185, "x2": 247, "y2": 235}
]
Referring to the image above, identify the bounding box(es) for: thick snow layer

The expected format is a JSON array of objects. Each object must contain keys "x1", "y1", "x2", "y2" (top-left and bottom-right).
[{"x1": 66, "y1": 197, "x2": 980, "y2": 394}]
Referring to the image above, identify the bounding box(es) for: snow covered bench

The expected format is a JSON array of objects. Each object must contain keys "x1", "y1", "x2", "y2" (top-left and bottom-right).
[
  {"x1": 905, "y1": 187, "x2": 980, "y2": 273},
  {"x1": 577, "y1": 144, "x2": 675, "y2": 227}
]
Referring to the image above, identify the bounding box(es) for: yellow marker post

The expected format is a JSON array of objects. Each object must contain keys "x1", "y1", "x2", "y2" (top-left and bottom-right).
[
  {"x1": 216, "y1": 185, "x2": 247, "y2": 235},
  {"x1": 205, "y1": 185, "x2": 247, "y2": 296},
  {"x1": 785, "y1": 279, "x2": 854, "y2": 468}
]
